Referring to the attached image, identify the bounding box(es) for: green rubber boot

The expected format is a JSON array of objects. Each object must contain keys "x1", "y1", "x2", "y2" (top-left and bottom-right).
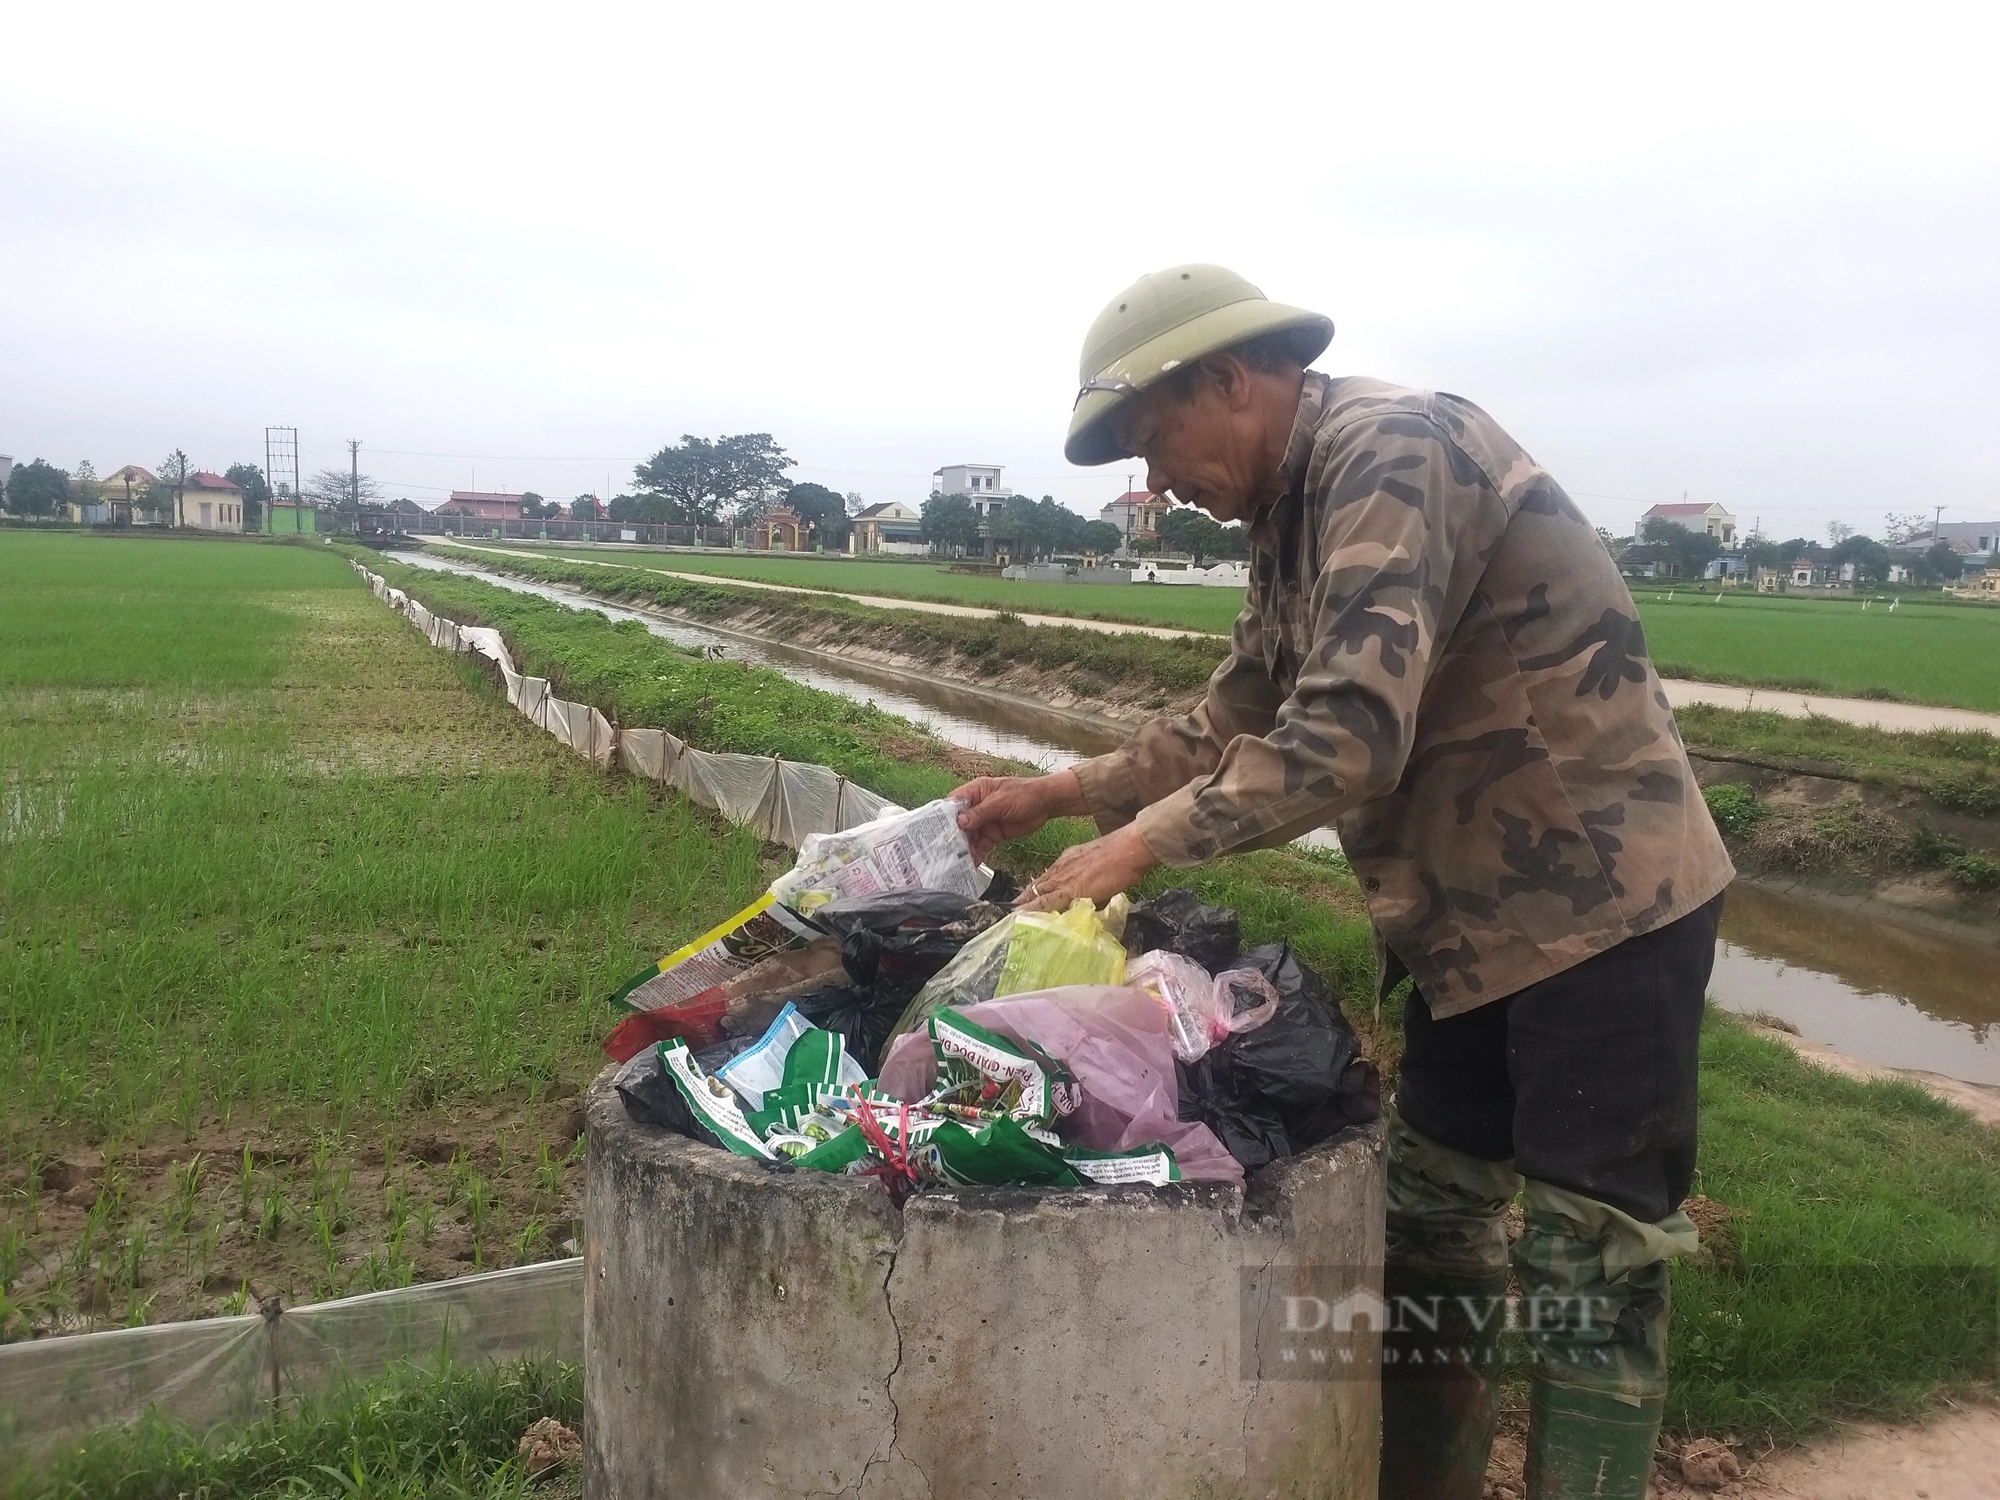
[
  {"x1": 1522, "y1": 1381, "x2": 1665, "y2": 1500},
  {"x1": 1514, "y1": 1181, "x2": 1694, "y2": 1500},
  {"x1": 1379, "y1": 1265, "x2": 1509, "y2": 1500},
  {"x1": 1380, "y1": 1111, "x2": 1521, "y2": 1500}
]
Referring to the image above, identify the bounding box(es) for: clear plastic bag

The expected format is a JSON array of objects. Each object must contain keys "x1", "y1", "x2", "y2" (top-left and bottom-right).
[{"x1": 1126, "y1": 951, "x2": 1279, "y2": 1063}]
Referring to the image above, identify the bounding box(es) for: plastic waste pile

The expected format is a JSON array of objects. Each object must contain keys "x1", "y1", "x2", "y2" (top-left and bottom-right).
[{"x1": 608, "y1": 799, "x2": 1378, "y2": 1197}]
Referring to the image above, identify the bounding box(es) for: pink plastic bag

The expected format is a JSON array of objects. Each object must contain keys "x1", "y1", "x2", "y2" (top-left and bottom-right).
[
  {"x1": 1125, "y1": 952, "x2": 1280, "y2": 1063},
  {"x1": 878, "y1": 984, "x2": 1243, "y2": 1184}
]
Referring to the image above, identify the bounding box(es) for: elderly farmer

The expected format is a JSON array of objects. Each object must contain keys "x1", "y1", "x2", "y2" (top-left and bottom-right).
[{"x1": 953, "y1": 265, "x2": 1734, "y2": 1499}]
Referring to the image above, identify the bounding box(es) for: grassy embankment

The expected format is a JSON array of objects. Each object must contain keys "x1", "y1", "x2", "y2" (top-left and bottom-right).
[
  {"x1": 0, "y1": 531, "x2": 787, "y2": 1341},
  {"x1": 25, "y1": 1356, "x2": 580, "y2": 1500},
  {"x1": 428, "y1": 544, "x2": 2000, "y2": 812},
  {"x1": 363, "y1": 548, "x2": 1999, "y2": 1445},
  {"x1": 498, "y1": 541, "x2": 2000, "y2": 712}
]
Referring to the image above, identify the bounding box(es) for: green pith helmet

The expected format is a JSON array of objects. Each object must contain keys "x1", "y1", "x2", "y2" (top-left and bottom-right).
[{"x1": 1063, "y1": 264, "x2": 1333, "y2": 467}]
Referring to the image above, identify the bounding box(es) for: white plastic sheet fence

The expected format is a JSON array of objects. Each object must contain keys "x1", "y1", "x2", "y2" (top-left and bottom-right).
[
  {"x1": 0, "y1": 1259, "x2": 581, "y2": 1465},
  {"x1": 353, "y1": 559, "x2": 899, "y2": 843}
]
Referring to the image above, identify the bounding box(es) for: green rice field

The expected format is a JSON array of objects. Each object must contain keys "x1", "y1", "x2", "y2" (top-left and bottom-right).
[
  {"x1": 0, "y1": 530, "x2": 771, "y2": 1334},
  {"x1": 489, "y1": 542, "x2": 2000, "y2": 712},
  {"x1": 505, "y1": 543, "x2": 1252, "y2": 632}
]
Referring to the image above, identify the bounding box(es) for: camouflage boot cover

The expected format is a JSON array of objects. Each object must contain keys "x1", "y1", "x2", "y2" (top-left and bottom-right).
[
  {"x1": 1381, "y1": 1110, "x2": 1519, "y2": 1500},
  {"x1": 1515, "y1": 1180, "x2": 1697, "y2": 1500}
]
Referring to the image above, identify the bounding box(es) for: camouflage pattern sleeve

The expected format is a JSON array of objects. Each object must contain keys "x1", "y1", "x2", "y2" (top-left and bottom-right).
[
  {"x1": 1129, "y1": 409, "x2": 1509, "y2": 865},
  {"x1": 1069, "y1": 600, "x2": 1285, "y2": 830}
]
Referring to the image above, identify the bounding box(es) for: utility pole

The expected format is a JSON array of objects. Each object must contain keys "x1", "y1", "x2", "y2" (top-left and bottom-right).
[
  {"x1": 1934, "y1": 504, "x2": 1946, "y2": 543},
  {"x1": 347, "y1": 440, "x2": 361, "y2": 513}
]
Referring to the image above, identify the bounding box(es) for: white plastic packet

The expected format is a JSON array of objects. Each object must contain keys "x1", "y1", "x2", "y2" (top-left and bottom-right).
[
  {"x1": 717, "y1": 1001, "x2": 869, "y2": 1110},
  {"x1": 769, "y1": 797, "x2": 985, "y2": 914}
]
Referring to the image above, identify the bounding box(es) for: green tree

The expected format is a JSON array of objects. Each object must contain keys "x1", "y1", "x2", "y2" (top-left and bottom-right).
[
  {"x1": 155, "y1": 450, "x2": 195, "y2": 527},
  {"x1": 1743, "y1": 538, "x2": 1786, "y2": 572},
  {"x1": 1643, "y1": 517, "x2": 1721, "y2": 576},
  {"x1": 6, "y1": 458, "x2": 69, "y2": 517},
  {"x1": 633, "y1": 433, "x2": 793, "y2": 527},
  {"x1": 785, "y1": 482, "x2": 849, "y2": 547},
  {"x1": 1079, "y1": 520, "x2": 1123, "y2": 557},
  {"x1": 1920, "y1": 541, "x2": 1966, "y2": 583},
  {"x1": 570, "y1": 495, "x2": 601, "y2": 521},
  {"x1": 225, "y1": 463, "x2": 270, "y2": 528},
  {"x1": 920, "y1": 492, "x2": 981, "y2": 554},
  {"x1": 70, "y1": 460, "x2": 102, "y2": 518},
  {"x1": 1830, "y1": 534, "x2": 1892, "y2": 584},
  {"x1": 519, "y1": 491, "x2": 559, "y2": 519},
  {"x1": 1157, "y1": 506, "x2": 1239, "y2": 563}
]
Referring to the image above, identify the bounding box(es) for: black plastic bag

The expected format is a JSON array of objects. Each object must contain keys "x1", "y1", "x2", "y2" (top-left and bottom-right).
[
  {"x1": 785, "y1": 981, "x2": 909, "y2": 1074},
  {"x1": 808, "y1": 890, "x2": 1005, "y2": 987},
  {"x1": 802, "y1": 891, "x2": 1007, "y2": 1070},
  {"x1": 613, "y1": 1042, "x2": 738, "y2": 1146},
  {"x1": 1177, "y1": 941, "x2": 1379, "y2": 1171},
  {"x1": 1125, "y1": 888, "x2": 1242, "y2": 974}
]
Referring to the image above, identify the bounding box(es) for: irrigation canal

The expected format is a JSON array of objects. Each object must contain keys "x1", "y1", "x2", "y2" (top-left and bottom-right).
[{"x1": 387, "y1": 549, "x2": 2000, "y2": 1090}]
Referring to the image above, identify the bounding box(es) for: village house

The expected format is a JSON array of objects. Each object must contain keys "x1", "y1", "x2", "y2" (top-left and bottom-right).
[
  {"x1": 848, "y1": 500, "x2": 926, "y2": 556},
  {"x1": 1914, "y1": 520, "x2": 2000, "y2": 560},
  {"x1": 932, "y1": 463, "x2": 1013, "y2": 525},
  {"x1": 439, "y1": 490, "x2": 525, "y2": 521},
  {"x1": 103, "y1": 465, "x2": 155, "y2": 525},
  {"x1": 1099, "y1": 490, "x2": 1171, "y2": 550},
  {"x1": 1636, "y1": 501, "x2": 1736, "y2": 546},
  {"x1": 183, "y1": 471, "x2": 246, "y2": 531}
]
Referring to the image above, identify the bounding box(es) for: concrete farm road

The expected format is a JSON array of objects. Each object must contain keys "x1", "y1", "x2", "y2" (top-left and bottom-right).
[{"x1": 427, "y1": 542, "x2": 2000, "y2": 739}]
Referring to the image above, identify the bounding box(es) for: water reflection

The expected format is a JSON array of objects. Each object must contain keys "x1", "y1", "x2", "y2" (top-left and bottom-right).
[
  {"x1": 1710, "y1": 881, "x2": 2000, "y2": 1085},
  {"x1": 385, "y1": 549, "x2": 1113, "y2": 769}
]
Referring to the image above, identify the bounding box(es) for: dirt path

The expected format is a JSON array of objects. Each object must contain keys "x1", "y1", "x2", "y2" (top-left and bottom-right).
[
  {"x1": 1659, "y1": 679, "x2": 2000, "y2": 737},
  {"x1": 428, "y1": 543, "x2": 2000, "y2": 739},
  {"x1": 1744, "y1": 1019, "x2": 2000, "y2": 1128},
  {"x1": 1729, "y1": 1403, "x2": 2000, "y2": 1499},
  {"x1": 1482, "y1": 1400, "x2": 2000, "y2": 1499}
]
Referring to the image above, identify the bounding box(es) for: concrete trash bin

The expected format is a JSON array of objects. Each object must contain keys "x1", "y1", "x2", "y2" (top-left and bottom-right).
[{"x1": 584, "y1": 1068, "x2": 1385, "y2": 1499}]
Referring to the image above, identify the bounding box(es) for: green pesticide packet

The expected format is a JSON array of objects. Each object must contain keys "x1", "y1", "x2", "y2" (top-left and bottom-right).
[
  {"x1": 913, "y1": 1115, "x2": 1083, "y2": 1188},
  {"x1": 791, "y1": 1107, "x2": 949, "y2": 1176},
  {"x1": 744, "y1": 1031, "x2": 879, "y2": 1139},
  {"x1": 1065, "y1": 1143, "x2": 1182, "y2": 1186},
  {"x1": 660, "y1": 1041, "x2": 773, "y2": 1160},
  {"x1": 927, "y1": 1010, "x2": 1078, "y2": 1125}
]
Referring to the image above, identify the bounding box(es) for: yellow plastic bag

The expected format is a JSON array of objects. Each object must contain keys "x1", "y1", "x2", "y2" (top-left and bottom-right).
[{"x1": 995, "y1": 896, "x2": 1129, "y2": 997}]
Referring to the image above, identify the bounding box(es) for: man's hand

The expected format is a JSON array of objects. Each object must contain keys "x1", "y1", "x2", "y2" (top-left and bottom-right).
[
  {"x1": 1018, "y1": 823, "x2": 1160, "y2": 910},
  {"x1": 952, "y1": 770, "x2": 1088, "y2": 863}
]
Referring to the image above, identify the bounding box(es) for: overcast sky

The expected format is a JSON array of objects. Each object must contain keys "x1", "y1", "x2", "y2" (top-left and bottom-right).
[{"x1": 4, "y1": 3, "x2": 1995, "y2": 538}]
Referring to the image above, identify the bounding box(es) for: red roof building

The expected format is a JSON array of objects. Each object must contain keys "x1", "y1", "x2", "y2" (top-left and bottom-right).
[{"x1": 1098, "y1": 489, "x2": 1171, "y2": 545}]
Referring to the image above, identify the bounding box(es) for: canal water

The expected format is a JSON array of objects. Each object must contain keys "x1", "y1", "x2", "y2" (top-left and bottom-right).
[{"x1": 388, "y1": 549, "x2": 2000, "y2": 1088}]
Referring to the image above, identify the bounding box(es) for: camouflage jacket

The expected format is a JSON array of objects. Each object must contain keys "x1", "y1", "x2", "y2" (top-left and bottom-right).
[{"x1": 1072, "y1": 373, "x2": 1734, "y2": 1017}]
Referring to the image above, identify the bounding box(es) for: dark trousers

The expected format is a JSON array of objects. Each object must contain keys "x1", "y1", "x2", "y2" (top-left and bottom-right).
[{"x1": 1394, "y1": 895, "x2": 1723, "y2": 1224}]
